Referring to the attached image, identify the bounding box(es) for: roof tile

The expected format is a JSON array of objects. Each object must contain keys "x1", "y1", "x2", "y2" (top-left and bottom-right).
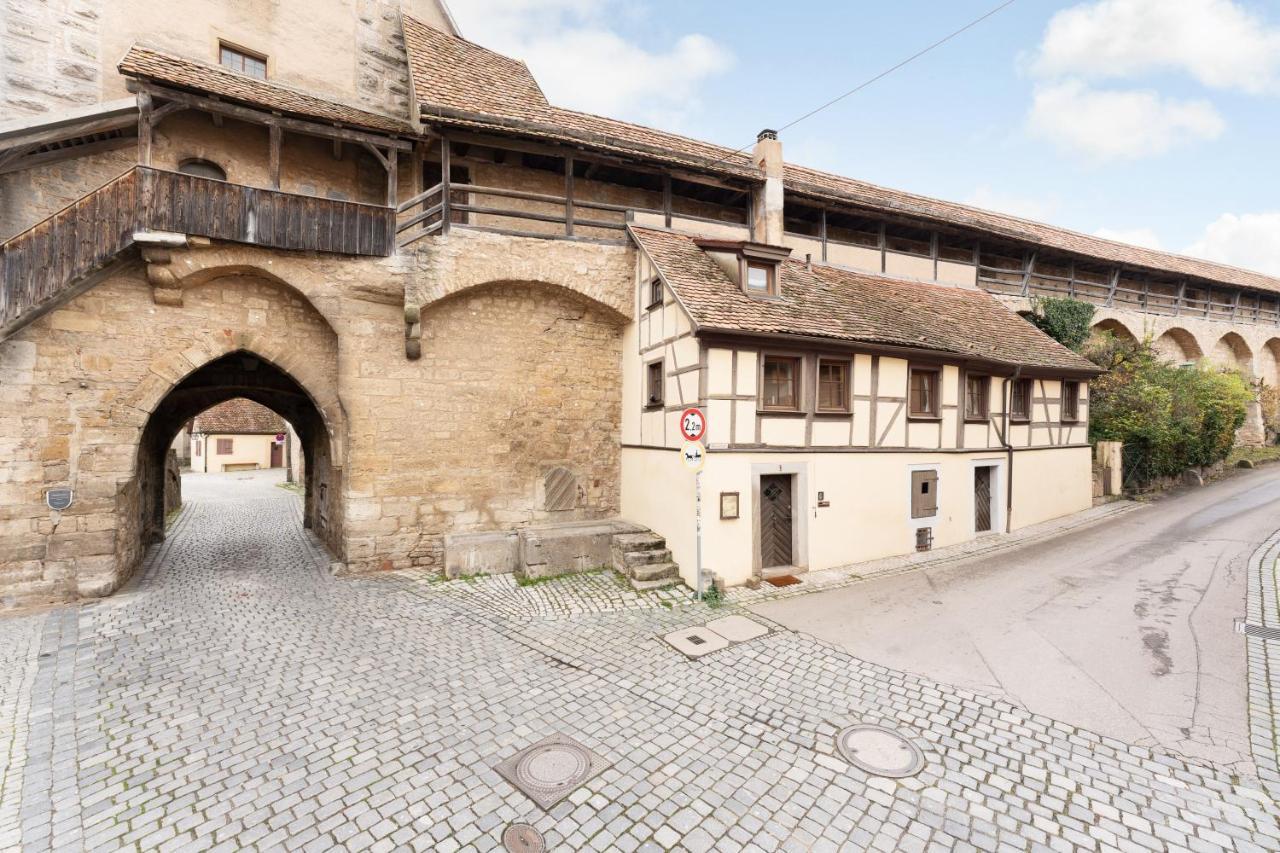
[
  {"x1": 630, "y1": 225, "x2": 1099, "y2": 374},
  {"x1": 118, "y1": 45, "x2": 413, "y2": 135},
  {"x1": 193, "y1": 399, "x2": 286, "y2": 434}
]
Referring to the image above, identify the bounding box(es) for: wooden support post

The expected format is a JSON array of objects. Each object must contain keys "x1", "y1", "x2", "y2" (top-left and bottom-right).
[
  {"x1": 565, "y1": 155, "x2": 575, "y2": 237},
  {"x1": 1021, "y1": 251, "x2": 1036, "y2": 297},
  {"x1": 137, "y1": 90, "x2": 153, "y2": 166},
  {"x1": 1174, "y1": 280, "x2": 1186, "y2": 316},
  {"x1": 385, "y1": 148, "x2": 398, "y2": 207},
  {"x1": 333, "y1": 139, "x2": 342, "y2": 160},
  {"x1": 662, "y1": 173, "x2": 672, "y2": 228},
  {"x1": 268, "y1": 124, "x2": 282, "y2": 189},
  {"x1": 820, "y1": 208, "x2": 828, "y2": 263},
  {"x1": 440, "y1": 137, "x2": 452, "y2": 235},
  {"x1": 1231, "y1": 289, "x2": 1241, "y2": 322},
  {"x1": 878, "y1": 222, "x2": 886, "y2": 274},
  {"x1": 1104, "y1": 268, "x2": 1119, "y2": 307},
  {"x1": 930, "y1": 232, "x2": 939, "y2": 281}
]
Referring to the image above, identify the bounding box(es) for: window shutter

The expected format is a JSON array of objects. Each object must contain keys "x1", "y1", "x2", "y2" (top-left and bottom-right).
[{"x1": 911, "y1": 470, "x2": 938, "y2": 518}]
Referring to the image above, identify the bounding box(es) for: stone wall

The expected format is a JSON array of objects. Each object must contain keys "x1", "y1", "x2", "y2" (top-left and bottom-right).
[
  {"x1": 0, "y1": 230, "x2": 637, "y2": 605},
  {"x1": 0, "y1": 146, "x2": 133, "y2": 240},
  {"x1": 2, "y1": 0, "x2": 101, "y2": 118}
]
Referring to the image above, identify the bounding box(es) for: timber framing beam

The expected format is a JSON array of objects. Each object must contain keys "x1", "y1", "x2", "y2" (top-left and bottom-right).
[{"x1": 136, "y1": 83, "x2": 413, "y2": 151}]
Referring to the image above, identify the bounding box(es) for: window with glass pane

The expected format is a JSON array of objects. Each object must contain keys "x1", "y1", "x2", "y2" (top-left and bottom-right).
[
  {"x1": 909, "y1": 369, "x2": 939, "y2": 417},
  {"x1": 1011, "y1": 378, "x2": 1032, "y2": 421},
  {"x1": 746, "y1": 262, "x2": 771, "y2": 293},
  {"x1": 1062, "y1": 381, "x2": 1080, "y2": 421},
  {"x1": 817, "y1": 359, "x2": 849, "y2": 412},
  {"x1": 965, "y1": 375, "x2": 988, "y2": 420},
  {"x1": 220, "y1": 45, "x2": 267, "y2": 79},
  {"x1": 762, "y1": 356, "x2": 799, "y2": 410},
  {"x1": 646, "y1": 360, "x2": 663, "y2": 407}
]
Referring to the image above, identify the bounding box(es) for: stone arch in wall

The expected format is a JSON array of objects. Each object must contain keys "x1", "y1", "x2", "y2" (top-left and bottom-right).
[
  {"x1": 1212, "y1": 331, "x2": 1254, "y2": 376},
  {"x1": 1152, "y1": 327, "x2": 1204, "y2": 364},
  {"x1": 131, "y1": 350, "x2": 344, "y2": 562},
  {"x1": 109, "y1": 268, "x2": 346, "y2": 584},
  {"x1": 1091, "y1": 318, "x2": 1138, "y2": 342},
  {"x1": 393, "y1": 279, "x2": 629, "y2": 570},
  {"x1": 1259, "y1": 338, "x2": 1280, "y2": 389}
]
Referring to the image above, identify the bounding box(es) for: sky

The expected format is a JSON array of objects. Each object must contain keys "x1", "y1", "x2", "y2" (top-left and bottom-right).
[{"x1": 444, "y1": 0, "x2": 1280, "y2": 276}]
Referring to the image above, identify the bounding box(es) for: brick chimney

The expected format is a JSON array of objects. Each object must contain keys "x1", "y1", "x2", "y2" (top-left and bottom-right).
[{"x1": 751, "y1": 128, "x2": 784, "y2": 246}]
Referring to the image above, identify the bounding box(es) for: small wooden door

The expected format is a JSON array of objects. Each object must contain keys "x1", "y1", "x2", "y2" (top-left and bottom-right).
[
  {"x1": 270, "y1": 442, "x2": 283, "y2": 468},
  {"x1": 760, "y1": 474, "x2": 793, "y2": 568},
  {"x1": 974, "y1": 466, "x2": 993, "y2": 532}
]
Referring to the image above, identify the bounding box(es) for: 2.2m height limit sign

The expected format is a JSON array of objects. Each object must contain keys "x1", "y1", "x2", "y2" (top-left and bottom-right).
[{"x1": 679, "y1": 407, "x2": 709, "y2": 599}]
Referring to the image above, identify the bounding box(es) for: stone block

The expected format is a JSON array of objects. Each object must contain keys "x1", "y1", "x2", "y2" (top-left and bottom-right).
[
  {"x1": 517, "y1": 521, "x2": 637, "y2": 580},
  {"x1": 443, "y1": 530, "x2": 518, "y2": 578}
]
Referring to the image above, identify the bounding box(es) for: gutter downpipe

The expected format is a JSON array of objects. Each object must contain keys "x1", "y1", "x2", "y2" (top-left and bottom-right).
[{"x1": 1003, "y1": 367, "x2": 1021, "y2": 533}]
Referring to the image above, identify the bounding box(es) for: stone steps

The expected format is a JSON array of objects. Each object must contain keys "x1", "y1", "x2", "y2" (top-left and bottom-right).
[{"x1": 611, "y1": 531, "x2": 682, "y2": 591}]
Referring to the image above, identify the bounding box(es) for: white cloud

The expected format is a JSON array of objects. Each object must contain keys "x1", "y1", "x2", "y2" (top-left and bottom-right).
[
  {"x1": 965, "y1": 185, "x2": 1058, "y2": 222},
  {"x1": 446, "y1": 0, "x2": 732, "y2": 124},
  {"x1": 1184, "y1": 212, "x2": 1280, "y2": 275},
  {"x1": 1093, "y1": 227, "x2": 1164, "y2": 250},
  {"x1": 1033, "y1": 0, "x2": 1280, "y2": 94},
  {"x1": 1027, "y1": 80, "x2": 1224, "y2": 161}
]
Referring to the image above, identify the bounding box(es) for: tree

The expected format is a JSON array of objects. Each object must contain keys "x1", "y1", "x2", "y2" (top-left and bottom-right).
[{"x1": 1026, "y1": 297, "x2": 1095, "y2": 351}]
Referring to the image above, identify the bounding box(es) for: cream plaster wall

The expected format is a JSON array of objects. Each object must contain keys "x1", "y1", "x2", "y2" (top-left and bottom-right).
[
  {"x1": 195, "y1": 433, "x2": 277, "y2": 472},
  {"x1": 623, "y1": 445, "x2": 1091, "y2": 589}
]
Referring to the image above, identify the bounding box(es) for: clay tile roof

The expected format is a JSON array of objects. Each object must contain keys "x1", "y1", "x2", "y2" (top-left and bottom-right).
[
  {"x1": 630, "y1": 225, "x2": 1099, "y2": 375},
  {"x1": 402, "y1": 16, "x2": 552, "y2": 122},
  {"x1": 781, "y1": 164, "x2": 1280, "y2": 295},
  {"x1": 118, "y1": 44, "x2": 413, "y2": 135},
  {"x1": 192, "y1": 399, "x2": 286, "y2": 435},
  {"x1": 401, "y1": 18, "x2": 1280, "y2": 293}
]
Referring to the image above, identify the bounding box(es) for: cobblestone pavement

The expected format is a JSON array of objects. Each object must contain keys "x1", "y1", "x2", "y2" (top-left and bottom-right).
[
  {"x1": 2, "y1": 472, "x2": 1279, "y2": 852},
  {"x1": 1246, "y1": 530, "x2": 1280, "y2": 800}
]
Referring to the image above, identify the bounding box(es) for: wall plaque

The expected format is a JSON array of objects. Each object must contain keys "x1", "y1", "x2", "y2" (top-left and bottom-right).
[{"x1": 46, "y1": 488, "x2": 73, "y2": 511}]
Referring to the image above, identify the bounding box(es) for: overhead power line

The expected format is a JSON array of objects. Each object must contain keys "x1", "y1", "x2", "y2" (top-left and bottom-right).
[{"x1": 707, "y1": 0, "x2": 1020, "y2": 169}]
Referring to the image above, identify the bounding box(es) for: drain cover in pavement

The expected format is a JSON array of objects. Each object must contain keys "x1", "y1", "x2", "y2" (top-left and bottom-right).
[
  {"x1": 502, "y1": 823, "x2": 546, "y2": 852},
  {"x1": 662, "y1": 626, "x2": 730, "y2": 658},
  {"x1": 835, "y1": 724, "x2": 926, "y2": 778},
  {"x1": 706, "y1": 614, "x2": 769, "y2": 643},
  {"x1": 496, "y1": 734, "x2": 610, "y2": 810}
]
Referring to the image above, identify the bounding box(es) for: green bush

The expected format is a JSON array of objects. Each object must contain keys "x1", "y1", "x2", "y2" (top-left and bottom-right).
[
  {"x1": 1027, "y1": 297, "x2": 1096, "y2": 351},
  {"x1": 1087, "y1": 339, "x2": 1252, "y2": 484}
]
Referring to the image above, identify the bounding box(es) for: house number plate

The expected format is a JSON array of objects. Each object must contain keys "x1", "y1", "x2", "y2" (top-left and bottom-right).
[{"x1": 46, "y1": 488, "x2": 73, "y2": 511}]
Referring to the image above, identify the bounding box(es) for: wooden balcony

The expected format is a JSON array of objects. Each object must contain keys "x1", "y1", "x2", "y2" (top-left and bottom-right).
[{"x1": 2, "y1": 166, "x2": 394, "y2": 338}]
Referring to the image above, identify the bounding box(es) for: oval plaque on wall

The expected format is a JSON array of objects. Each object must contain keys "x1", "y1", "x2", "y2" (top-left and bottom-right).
[{"x1": 46, "y1": 488, "x2": 73, "y2": 511}]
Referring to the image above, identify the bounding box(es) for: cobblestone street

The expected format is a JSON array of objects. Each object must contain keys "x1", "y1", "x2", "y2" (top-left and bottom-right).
[{"x1": 3, "y1": 471, "x2": 1280, "y2": 852}]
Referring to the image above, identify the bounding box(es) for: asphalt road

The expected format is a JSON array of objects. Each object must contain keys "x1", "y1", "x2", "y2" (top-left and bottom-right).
[{"x1": 751, "y1": 465, "x2": 1280, "y2": 776}]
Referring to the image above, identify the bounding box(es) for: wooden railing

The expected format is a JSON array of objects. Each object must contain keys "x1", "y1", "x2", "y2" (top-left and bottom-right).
[
  {"x1": 2, "y1": 166, "x2": 394, "y2": 336},
  {"x1": 396, "y1": 179, "x2": 667, "y2": 248}
]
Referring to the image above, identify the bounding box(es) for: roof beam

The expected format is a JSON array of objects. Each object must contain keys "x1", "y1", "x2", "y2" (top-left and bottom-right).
[{"x1": 138, "y1": 83, "x2": 413, "y2": 150}]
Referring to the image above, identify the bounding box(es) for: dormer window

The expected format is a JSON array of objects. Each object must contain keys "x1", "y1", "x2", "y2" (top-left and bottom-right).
[
  {"x1": 220, "y1": 43, "x2": 268, "y2": 79},
  {"x1": 693, "y1": 237, "x2": 790, "y2": 299}
]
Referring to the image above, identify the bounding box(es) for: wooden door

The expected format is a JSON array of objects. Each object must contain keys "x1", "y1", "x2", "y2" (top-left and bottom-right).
[
  {"x1": 270, "y1": 441, "x2": 283, "y2": 468},
  {"x1": 760, "y1": 474, "x2": 793, "y2": 568},
  {"x1": 974, "y1": 466, "x2": 992, "y2": 532}
]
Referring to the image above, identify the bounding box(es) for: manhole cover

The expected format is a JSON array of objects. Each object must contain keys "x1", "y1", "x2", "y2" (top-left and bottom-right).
[
  {"x1": 502, "y1": 823, "x2": 546, "y2": 853},
  {"x1": 835, "y1": 724, "x2": 926, "y2": 778},
  {"x1": 496, "y1": 734, "x2": 610, "y2": 810}
]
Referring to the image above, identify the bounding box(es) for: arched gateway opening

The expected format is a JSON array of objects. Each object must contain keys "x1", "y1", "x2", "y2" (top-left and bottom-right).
[{"x1": 134, "y1": 350, "x2": 342, "y2": 560}]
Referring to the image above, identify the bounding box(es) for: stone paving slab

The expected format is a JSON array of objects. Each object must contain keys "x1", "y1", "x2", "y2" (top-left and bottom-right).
[{"x1": 2, "y1": 480, "x2": 1277, "y2": 852}]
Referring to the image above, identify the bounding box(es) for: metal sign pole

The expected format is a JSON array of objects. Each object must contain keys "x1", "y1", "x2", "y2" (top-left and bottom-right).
[{"x1": 695, "y1": 469, "x2": 703, "y2": 600}]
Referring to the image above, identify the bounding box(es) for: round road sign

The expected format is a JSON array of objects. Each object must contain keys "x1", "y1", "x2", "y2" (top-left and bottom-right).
[
  {"x1": 680, "y1": 441, "x2": 706, "y2": 473},
  {"x1": 680, "y1": 407, "x2": 706, "y2": 442}
]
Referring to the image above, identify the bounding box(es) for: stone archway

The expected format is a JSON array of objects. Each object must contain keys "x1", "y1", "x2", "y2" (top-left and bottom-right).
[
  {"x1": 1259, "y1": 339, "x2": 1280, "y2": 389},
  {"x1": 1152, "y1": 327, "x2": 1204, "y2": 365},
  {"x1": 1212, "y1": 331, "x2": 1254, "y2": 376},
  {"x1": 1091, "y1": 318, "x2": 1138, "y2": 342},
  {"x1": 129, "y1": 350, "x2": 343, "y2": 568}
]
